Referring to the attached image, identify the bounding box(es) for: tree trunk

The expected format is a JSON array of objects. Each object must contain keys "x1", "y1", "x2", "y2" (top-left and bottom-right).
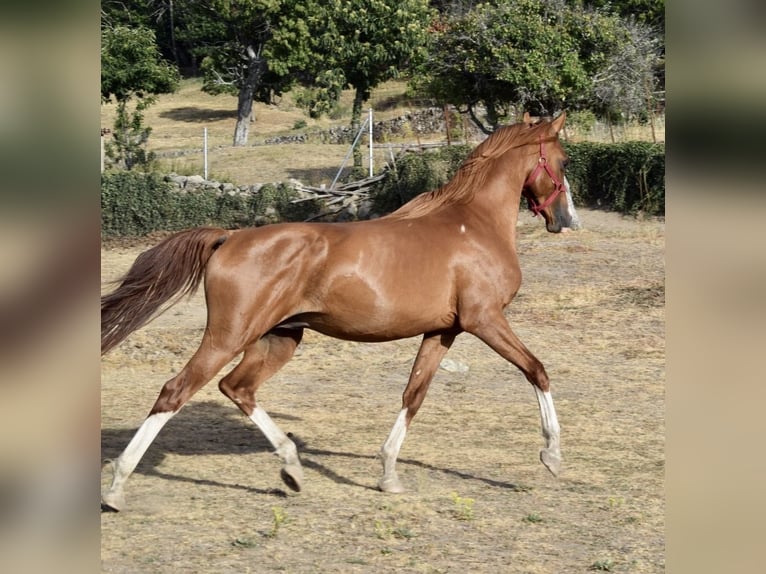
[
  {"x1": 233, "y1": 48, "x2": 265, "y2": 146},
  {"x1": 169, "y1": 0, "x2": 179, "y2": 67},
  {"x1": 233, "y1": 92, "x2": 252, "y2": 146},
  {"x1": 468, "y1": 105, "x2": 493, "y2": 135},
  {"x1": 485, "y1": 101, "x2": 500, "y2": 132}
]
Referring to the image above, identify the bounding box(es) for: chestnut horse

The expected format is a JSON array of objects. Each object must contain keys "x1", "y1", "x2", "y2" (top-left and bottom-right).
[{"x1": 101, "y1": 112, "x2": 578, "y2": 511}]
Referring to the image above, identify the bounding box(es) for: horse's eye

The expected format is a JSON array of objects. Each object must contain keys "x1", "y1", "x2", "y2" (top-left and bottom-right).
[{"x1": 561, "y1": 158, "x2": 569, "y2": 169}]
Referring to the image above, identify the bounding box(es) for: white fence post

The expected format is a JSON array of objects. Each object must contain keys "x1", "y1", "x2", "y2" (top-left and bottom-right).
[
  {"x1": 203, "y1": 127, "x2": 208, "y2": 179},
  {"x1": 368, "y1": 107, "x2": 373, "y2": 177}
]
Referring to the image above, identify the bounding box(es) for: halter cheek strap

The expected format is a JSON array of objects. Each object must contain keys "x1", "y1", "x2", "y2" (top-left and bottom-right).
[{"x1": 523, "y1": 136, "x2": 566, "y2": 216}]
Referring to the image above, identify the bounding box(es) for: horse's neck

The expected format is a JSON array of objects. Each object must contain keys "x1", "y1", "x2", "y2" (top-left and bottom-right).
[{"x1": 467, "y1": 172, "x2": 524, "y2": 243}]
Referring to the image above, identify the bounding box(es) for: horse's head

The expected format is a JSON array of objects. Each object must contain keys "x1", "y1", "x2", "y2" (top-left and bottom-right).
[{"x1": 521, "y1": 112, "x2": 580, "y2": 233}]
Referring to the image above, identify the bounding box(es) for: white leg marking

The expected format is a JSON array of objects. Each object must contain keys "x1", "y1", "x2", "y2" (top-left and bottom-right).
[
  {"x1": 378, "y1": 408, "x2": 409, "y2": 492},
  {"x1": 250, "y1": 406, "x2": 304, "y2": 491},
  {"x1": 250, "y1": 406, "x2": 299, "y2": 465},
  {"x1": 533, "y1": 388, "x2": 562, "y2": 476},
  {"x1": 534, "y1": 388, "x2": 560, "y2": 441},
  {"x1": 102, "y1": 411, "x2": 176, "y2": 510},
  {"x1": 382, "y1": 409, "x2": 409, "y2": 461}
]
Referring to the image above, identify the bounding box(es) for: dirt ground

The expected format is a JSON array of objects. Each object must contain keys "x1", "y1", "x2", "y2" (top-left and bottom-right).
[{"x1": 101, "y1": 208, "x2": 664, "y2": 573}]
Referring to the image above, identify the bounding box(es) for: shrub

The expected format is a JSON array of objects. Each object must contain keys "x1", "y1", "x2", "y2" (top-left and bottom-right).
[
  {"x1": 101, "y1": 171, "x2": 252, "y2": 237},
  {"x1": 370, "y1": 144, "x2": 471, "y2": 214},
  {"x1": 101, "y1": 171, "x2": 174, "y2": 237},
  {"x1": 252, "y1": 183, "x2": 324, "y2": 223},
  {"x1": 564, "y1": 141, "x2": 665, "y2": 216}
]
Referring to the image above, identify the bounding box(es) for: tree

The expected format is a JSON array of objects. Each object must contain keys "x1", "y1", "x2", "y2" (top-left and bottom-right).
[
  {"x1": 101, "y1": 25, "x2": 180, "y2": 169},
  {"x1": 581, "y1": 0, "x2": 664, "y2": 33},
  {"x1": 177, "y1": 0, "x2": 318, "y2": 146},
  {"x1": 419, "y1": 1, "x2": 632, "y2": 131},
  {"x1": 590, "y1": 17, "x2": 662, "y2": 129},
  {"x1": 102, "y1": 0, "x2": 196, "y2": 73},
  {"x1": 579, "y1": 0, "x2": 664, "y2": 103},
  {"x1": 109, "y1": 1, "x2": 433, "y2": 155},
  {"x1": 413, "y1": 1, "x2": 612, "y2": 133},
  {"x1": 303, "y1": 0, "x2": 434, "y2": 170}
]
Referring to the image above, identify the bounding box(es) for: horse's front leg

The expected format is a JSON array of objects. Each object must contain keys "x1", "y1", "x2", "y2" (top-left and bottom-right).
[
  {"x1": 464, "y1": 314, "x2": 561, "y2": 476},
  {"x1": 532, "y1": 385, "x2": 561, "y2": 476},
  {"x1": 378, "y1": 330, "x2": 458, "y2": 492}
]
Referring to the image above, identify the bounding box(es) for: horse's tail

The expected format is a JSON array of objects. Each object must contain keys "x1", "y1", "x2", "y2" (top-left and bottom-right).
[{"x1": 101, "y1": 227, "x2": 232, "y2": 355}]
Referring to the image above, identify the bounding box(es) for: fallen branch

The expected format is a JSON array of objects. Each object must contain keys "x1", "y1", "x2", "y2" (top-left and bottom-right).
[{"x1": 289, "y1": 173, "x2": 386, "y2": 205}]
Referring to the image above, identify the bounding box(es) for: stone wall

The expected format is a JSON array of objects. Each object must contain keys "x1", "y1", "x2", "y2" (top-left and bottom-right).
[
  {"x1": 264, "y1": 107, "x2": 479, "y2": 145},
  {"x1": 164, "y1": 173, "x2": 263, "y2": 194}
]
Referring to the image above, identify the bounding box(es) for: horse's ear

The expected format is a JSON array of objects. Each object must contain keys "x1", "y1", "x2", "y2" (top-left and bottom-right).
[
  {"x1": 551, "y1": 111, "x2": 567, "y2": 134},
  {"x1": 523, "y1": 111, "x2": 531, "y2": 124}
]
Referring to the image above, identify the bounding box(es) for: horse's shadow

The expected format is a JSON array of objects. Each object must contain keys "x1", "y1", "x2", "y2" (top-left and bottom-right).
[{"x1": 101, "y1": 400, "x2": 527, "y2": 498}]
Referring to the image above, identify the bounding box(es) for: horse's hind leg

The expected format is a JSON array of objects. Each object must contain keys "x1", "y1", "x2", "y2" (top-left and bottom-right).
[
  {"x1": 378, "y1": 331, "x2": 457, "y2": 493},
  {"x1": 218, "y1": 329, "x2": 305, "y2": 492},
  {"x1": 465, "y1": 316, "x2": 561, "y2": 476},
  {"x1": 101, "y1": 338, "x2": 237, "y2": 512}
]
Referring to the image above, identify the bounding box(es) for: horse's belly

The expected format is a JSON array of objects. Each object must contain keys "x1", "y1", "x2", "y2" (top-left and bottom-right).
[
  {"x1": 305, "y1": 312, "x2": 454, "y2": 342},
  {"x1": 294, "y1": 290, "x2": 456, "y2": 343}
]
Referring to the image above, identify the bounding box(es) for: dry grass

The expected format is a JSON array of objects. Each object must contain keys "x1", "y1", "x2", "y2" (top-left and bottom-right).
[
  {"x1": 101, "y1": 209, "x2": 665, "y2": 573},
  {"x1": 100, "y1": 78, "x2": 663, "y2": 188}
]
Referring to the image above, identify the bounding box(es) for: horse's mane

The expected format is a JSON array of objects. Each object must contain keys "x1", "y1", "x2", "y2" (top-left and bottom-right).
[{"x1": 385, "y1": 119, "x2": 550, "y2": 220}]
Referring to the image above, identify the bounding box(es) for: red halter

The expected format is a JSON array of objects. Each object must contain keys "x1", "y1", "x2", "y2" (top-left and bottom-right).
[{"x1": 522, "y1": 135, "x2": 567, "y2": 216}]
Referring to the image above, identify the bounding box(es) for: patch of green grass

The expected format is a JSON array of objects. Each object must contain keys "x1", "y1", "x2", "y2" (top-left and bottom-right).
[
  {"x1": 265, "y1": 506, "x2": 288, "y2": 538},
  {"x1": 522, "y1": 513, "x2": 544, "y2": 523},
  {"x1": 589, "y1": 558, "x2": 615, "y2": 571},
  {"x1": 600, "y1": 496, "x2": 626, "y2": 511},
  {"x1": 375, "y1": 519, "x2": 417, "y2": 541},
  {"x1": 610, "y1": 496, "x2": 625, "y2": 506},
  {"x1": 392, "y1": 526, "x2": 416, "y2": 539},
  {"x1": 374, "y1": 519, "x2": 391, "y2": 540},
  {"x1": 231, "y1": 537, "x2": 258, "y2": 548},
  {"x1": 449, "y1": 491, "x2": 475, "y2": 521}
]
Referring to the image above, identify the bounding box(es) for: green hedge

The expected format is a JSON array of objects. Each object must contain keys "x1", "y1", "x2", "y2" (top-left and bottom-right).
[
  {"x1": 102, "y1": 141, "x2": 665, "y2": 237},
  {"x1": 370, "y1": 144, "x2": 472, "y2": 214},
  {"x1": 101, "y1": 172, "x2": 322, "y2": 237},
  {"x1": 370, "y1": 141, "x2": 665, "y2": 217},
  {"x1": 563, "y1": 141, "x2": 665, "y2": 216}
]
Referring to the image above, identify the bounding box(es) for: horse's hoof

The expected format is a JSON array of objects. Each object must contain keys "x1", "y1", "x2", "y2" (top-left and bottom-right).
[
  {"x1": 280, "y1": 464, "x2": 303, "y2": 492},
  {"x1": 378, "y1": 476, "x2": 406, "y2": 494},
  {"x1": 101, "y1": 491, "x2": 125, "y2": 512},
  {"x1": 540, "y1": 449, "x2": 562, "y2": 477}
]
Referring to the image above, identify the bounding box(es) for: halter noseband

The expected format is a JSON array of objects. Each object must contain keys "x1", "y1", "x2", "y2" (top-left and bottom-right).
[{"x1": 522, "y1": 135, "x2": 567, "y2": 216}]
